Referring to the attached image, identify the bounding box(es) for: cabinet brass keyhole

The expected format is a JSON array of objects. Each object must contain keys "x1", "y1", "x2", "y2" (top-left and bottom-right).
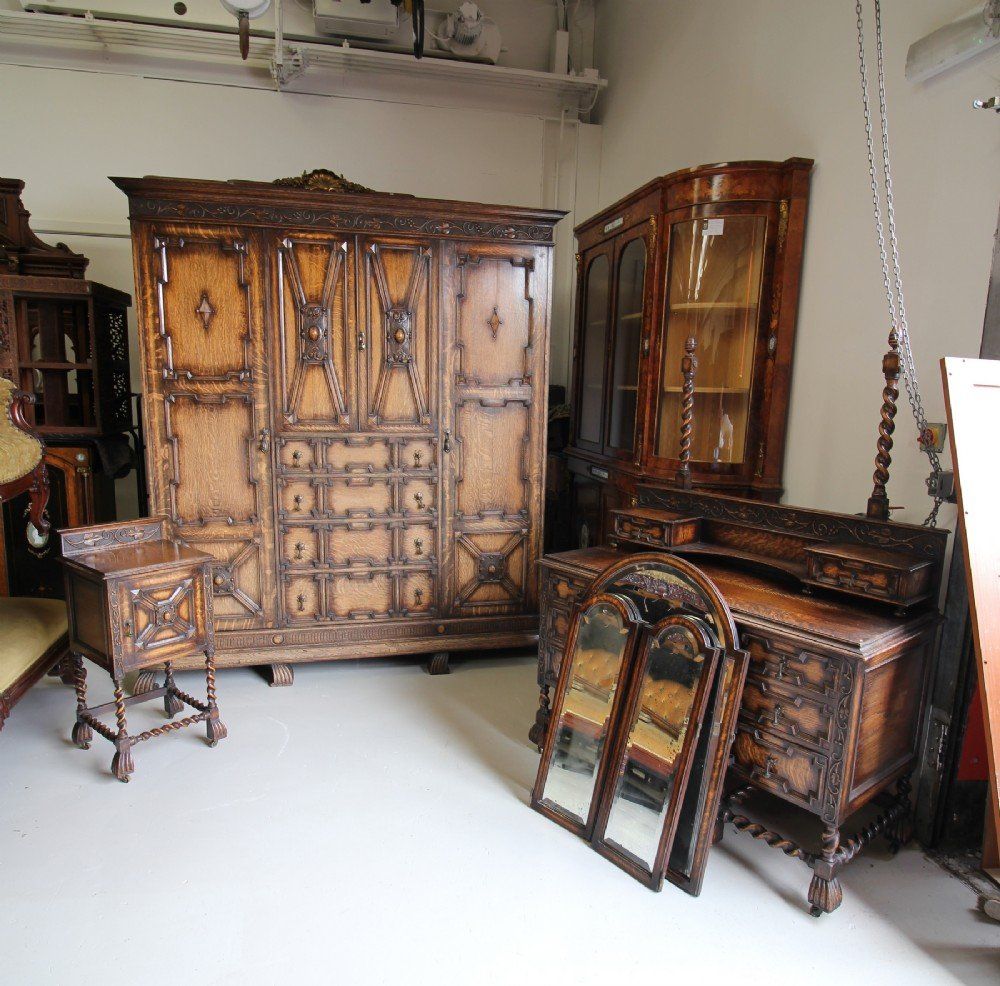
[
  {"x1": 294, "y1": 542, "x2": 304, "y2": 560},
  {"x1": 293, "y1": 494, "x2": 303, "y2": 511},
  {"x1": 414, "y1": 538, "x2": 423, "y2": 555},
  {"x1": 414, "y1": 588, "x2": 423, "y2": 605},
  {"x1": 413, "y1": 492, "x2": 424, "y2": 509},
  {"x1": 292, "y1": 450, "x2": 302, "y2": 465},
  {"x1": 763, "y1": 755, "x2": 777, "y2": 779},
  {"x1": 413, "y1": 450, "x2": 422, "y2": 468},
  {"x1": 297, "y1": 593, "x2": 305, "y2": 612}
]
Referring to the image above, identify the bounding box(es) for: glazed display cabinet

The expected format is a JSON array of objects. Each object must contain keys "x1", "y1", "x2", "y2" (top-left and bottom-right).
[
  {"x1": 564, "y1": 159, "x2": 813, "y2": 549},
  {"x1": 114, "y1": 173, "x2": 561, "y2": 681}
]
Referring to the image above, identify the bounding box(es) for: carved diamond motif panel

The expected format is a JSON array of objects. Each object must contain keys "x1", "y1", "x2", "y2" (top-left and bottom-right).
[
  {"x1": 275, "y1": 236, "x2": 350, "y2": 428},
  {"x1": 363, "y1": 241, "x2": 433, "y2": 429}
]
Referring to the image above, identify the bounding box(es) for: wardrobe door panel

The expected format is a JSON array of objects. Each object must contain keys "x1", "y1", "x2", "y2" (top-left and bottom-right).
[
  {"x1": 272, "y1": 234, "x2": 352, "y2": 430},
  {"x1": 445, "y1": 243, "x2": 548, "y2": 616},
  {"x1": 136, "y1": 224, "x2": 276, "y2": 631},
  {"x1": 165, "y1": 393, "x2": 259, "y2": 525},
  {"x1": 153, "y1": 232, "x2": 252, "y2": 384},
  {"x1": 360, "y1": 238, "x2": 436, "y2": 432}
]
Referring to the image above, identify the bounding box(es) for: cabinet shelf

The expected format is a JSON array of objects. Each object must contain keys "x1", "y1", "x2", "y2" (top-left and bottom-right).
[
  {"x1": 661, "y1": 386, "x2": 750, "y2": 395},
  {"x1": 669, "y1": 301, "x2": 759, "y2": 312}
]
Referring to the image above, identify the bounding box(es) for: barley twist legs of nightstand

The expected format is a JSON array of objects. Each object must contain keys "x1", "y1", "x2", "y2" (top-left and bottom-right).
[{"x1": 70, "y1": 649, "x2": 227, "y2": 782}]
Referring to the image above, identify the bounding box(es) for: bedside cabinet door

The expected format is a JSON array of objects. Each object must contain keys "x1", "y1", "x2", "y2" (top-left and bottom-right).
[{"x1": 113, "y1": 567, "x2": 209, "y2": 672}]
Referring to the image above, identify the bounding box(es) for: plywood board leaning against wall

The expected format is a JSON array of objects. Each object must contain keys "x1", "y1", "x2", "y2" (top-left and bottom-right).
[{"x1": 941, "y1": 356, "x2": 1000, "y2": 874}]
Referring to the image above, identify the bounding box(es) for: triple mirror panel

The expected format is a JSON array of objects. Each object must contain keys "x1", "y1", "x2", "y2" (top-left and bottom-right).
[{"x1": 531, "y1": 554, "x2": 748, "y2": 894}]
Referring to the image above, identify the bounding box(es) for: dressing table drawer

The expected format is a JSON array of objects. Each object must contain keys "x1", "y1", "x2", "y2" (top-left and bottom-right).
[
  {"x1": 740, "y1": 675, "x2": 836, "y2": 750},
  {"x1": 732, "y1": 727, "x2": 828, "y2": 814},
  {"x1": 742, "y1": 632, "x2": 842, "y2": 697},
  {"x1": 609, "y1": 507, "x2": 701, "y2": 550}
]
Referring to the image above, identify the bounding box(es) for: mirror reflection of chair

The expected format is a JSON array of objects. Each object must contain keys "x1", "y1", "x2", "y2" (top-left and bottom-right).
[
  {"x1": 531, "y1": 553, "x2": 748, "y2": 895},
  {"x1": 0, "y1": 376, "x2": 69, "y2": 734}
]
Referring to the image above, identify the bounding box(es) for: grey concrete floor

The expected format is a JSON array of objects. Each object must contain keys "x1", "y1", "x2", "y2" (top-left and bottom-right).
[{"x1": 1, "y1": 652, "x2": 997, "y2": 984}]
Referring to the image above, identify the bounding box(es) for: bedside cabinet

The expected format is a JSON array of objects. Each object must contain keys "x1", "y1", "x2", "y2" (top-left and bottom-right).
[{"x1": 60, "y1": 516, "x2": 226, "y2": 782}]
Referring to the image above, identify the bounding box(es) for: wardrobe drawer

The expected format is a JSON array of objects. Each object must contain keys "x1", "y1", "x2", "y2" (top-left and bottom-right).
[
  {"x1": 740, "y1": 676, "x2": 836, "y2": 750},
  {"x1": 325, "y1": 523, "x2": 393, "y2": 567},
  {"x1": 397, "y1": 520, "x2": 436, "y2": 565},
  {"x1": 281, "y1": 525, "x2": 320, "y2": 567},
  {"x1": 279, "y1": 478, "x2": 320, "y2": 518},
  {"x1": 328, "y1": 571, "x2": 393, "y2": 620},
  {"x1": 324, "y1": 436, "x2": 392, "y2": 473},
  {"x1": 400, "y1": 570, "x2": 437, "y2": 615},
  {"x1": 732, "y1": 727, "x2": 828, "y2": 813},
  {"x1": 277, "y1": 438, "x2": 319, "y2": 473},
  {"x1": 399, "y1": 475, "x2": 437, "y2": 518},
  {"x1": 325, "y1": 477, "x2": 392, "y2": 517},
  {"x1": 399, "y1": 437, "x2": 437, "y2": 473},
  {"x1": 742, "y1": 632, "x2": 841, "y2": 697},
  {"x1": 284, "y1": 573, "x2": 322, "y2": 622}
]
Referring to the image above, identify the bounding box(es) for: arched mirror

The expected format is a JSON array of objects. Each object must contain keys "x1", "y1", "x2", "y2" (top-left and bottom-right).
[
  {"x1": 531, "y1": 554, "x2": 748, "y2": 896},
  {"x1": 534, "y1": 593, "x2": 639, "y2": 835}
]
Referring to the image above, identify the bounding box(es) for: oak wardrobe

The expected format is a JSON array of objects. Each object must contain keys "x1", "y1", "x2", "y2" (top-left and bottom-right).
[{"x1": 114, "y1": 174, "x2": 562, "y2": 681}]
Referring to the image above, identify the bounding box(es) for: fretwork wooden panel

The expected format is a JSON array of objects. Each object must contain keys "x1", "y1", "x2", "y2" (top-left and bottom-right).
[{"x1": 117, "y1": 176, "x2": 562, "y2": 673}]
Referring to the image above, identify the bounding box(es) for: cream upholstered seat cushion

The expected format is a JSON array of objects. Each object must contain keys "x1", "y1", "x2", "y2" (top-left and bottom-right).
[
  {"x1": 0, "y1": 376, "x2": 44, "y2": 486},
  {"x1": 0, "y1": 597, "x2": 67, "y2": 693}
]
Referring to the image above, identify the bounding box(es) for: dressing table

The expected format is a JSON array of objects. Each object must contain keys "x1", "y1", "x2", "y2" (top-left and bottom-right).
[{"x1": 534, "y1": 485, "x2": 947, "y2": 914}]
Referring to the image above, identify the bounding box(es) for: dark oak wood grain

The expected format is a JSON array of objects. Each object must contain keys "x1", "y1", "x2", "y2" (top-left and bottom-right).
[
  {"x1": 114, "y1": 175, "x2": 563, "y2": 676},
  {"x1": 561, "y1": 159, "x2": 813, "y2": 550}
]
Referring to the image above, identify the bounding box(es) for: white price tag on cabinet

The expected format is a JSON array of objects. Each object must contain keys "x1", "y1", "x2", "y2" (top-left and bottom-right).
[{"x1": 702, "y1": 218, "x2": 725, "y2": 236}]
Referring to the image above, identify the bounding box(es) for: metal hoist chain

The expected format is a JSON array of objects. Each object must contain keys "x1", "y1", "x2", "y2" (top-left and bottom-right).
[{"x1": 855, "y1": 0, "x2": 944, "y2": 526}]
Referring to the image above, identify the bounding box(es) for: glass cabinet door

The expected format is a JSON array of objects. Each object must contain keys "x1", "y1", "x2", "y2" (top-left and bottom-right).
[
  {"x1": 606, "y1": 237, "x2": 647, "y2": 456},
  {"x1": 575, "y1": 251, "x2": 612, "y2": 448},
  {"x1": 655, "y1": 215, "x2": 767, "y2": 466}
]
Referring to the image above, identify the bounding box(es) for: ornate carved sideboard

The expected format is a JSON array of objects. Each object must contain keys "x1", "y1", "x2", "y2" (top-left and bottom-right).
[
  {"x1": 114, "y1": 174, "x2": 563, "y2": 682},
  {"x1": 533, "y1": 486, "x2": 948, "y2": 914}
]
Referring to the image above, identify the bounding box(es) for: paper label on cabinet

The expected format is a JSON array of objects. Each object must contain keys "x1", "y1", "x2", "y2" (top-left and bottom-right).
[
  {"x1": 702, "y1": 218, "x2": 725, "y2": 236},
  {"x1": 603, "y1": 216, "x2": 625, "y2": 234}
]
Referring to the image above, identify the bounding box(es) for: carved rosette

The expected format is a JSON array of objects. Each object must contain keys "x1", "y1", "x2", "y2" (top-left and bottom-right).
[
  {"x1": 299, "y1": 303, "x2": 330, "y2": 364},
  {"x1": 384, "y1": 306, "x2": 414, "y2": 365}
]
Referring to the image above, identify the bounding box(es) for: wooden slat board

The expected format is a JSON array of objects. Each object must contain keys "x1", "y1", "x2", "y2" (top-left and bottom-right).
[{"x1": 941, "y1": 356, "x2": 1000, "y2": 872}]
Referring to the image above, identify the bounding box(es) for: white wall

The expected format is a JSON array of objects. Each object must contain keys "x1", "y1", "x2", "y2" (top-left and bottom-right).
[
  {"x1": 0, "y1": 60, "x2": 601, "y2": 513},
  {"x1": 594, "y1": 0, "x2": 999, "y2": 527}
]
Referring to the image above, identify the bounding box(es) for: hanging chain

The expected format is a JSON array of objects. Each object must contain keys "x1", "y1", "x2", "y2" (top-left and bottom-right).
[{"x1": 856, "y1": 0, "x2": 944, "y2": 526}]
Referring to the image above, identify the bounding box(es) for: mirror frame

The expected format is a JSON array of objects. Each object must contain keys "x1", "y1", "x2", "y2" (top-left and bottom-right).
[
  {"x1": 530, "y1": 591, "x2": 643, "y2": 840},
  {"x1": 531, "y1": 553, "x2": 749, "y2": 896},
  {"x1": 664, "y1": 645, "x2": 749, "y2": 895},
  {"x1": 588, "y1": 553, "x2": 739, "y2": 651},
  {"x1": 591, "y1": 613, "x2": 722, "y2": 889}
]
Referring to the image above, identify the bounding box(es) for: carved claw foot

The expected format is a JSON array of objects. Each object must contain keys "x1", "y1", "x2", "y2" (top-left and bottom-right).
[
  {"x1": 206, "y1": 711, "x2": 228, "y2": 748},
  {"x1": 71, "y1": 720, "x2": 92, "y2": 750},
  {"x1": 110, "y1": 740, "x2": 134, "y2": 783},
  {"x1": 425, "y1": 651, "x2": 451, "y2": 675},
  {"x1": 807, "y1": 873, "x2": 843, "y2": 917},
  {"x1": 260, "y1": 664, "x2": 294, "y2": 687},
  {"x1": 164, "y1": 690, "x2": 185, "y2": 718},
  {"x1": 132, "y1": 669, "x2": 159, "y2": 695},
  {"x1": 808, "y1": 824, "x2": 843, "y2": 916}
]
